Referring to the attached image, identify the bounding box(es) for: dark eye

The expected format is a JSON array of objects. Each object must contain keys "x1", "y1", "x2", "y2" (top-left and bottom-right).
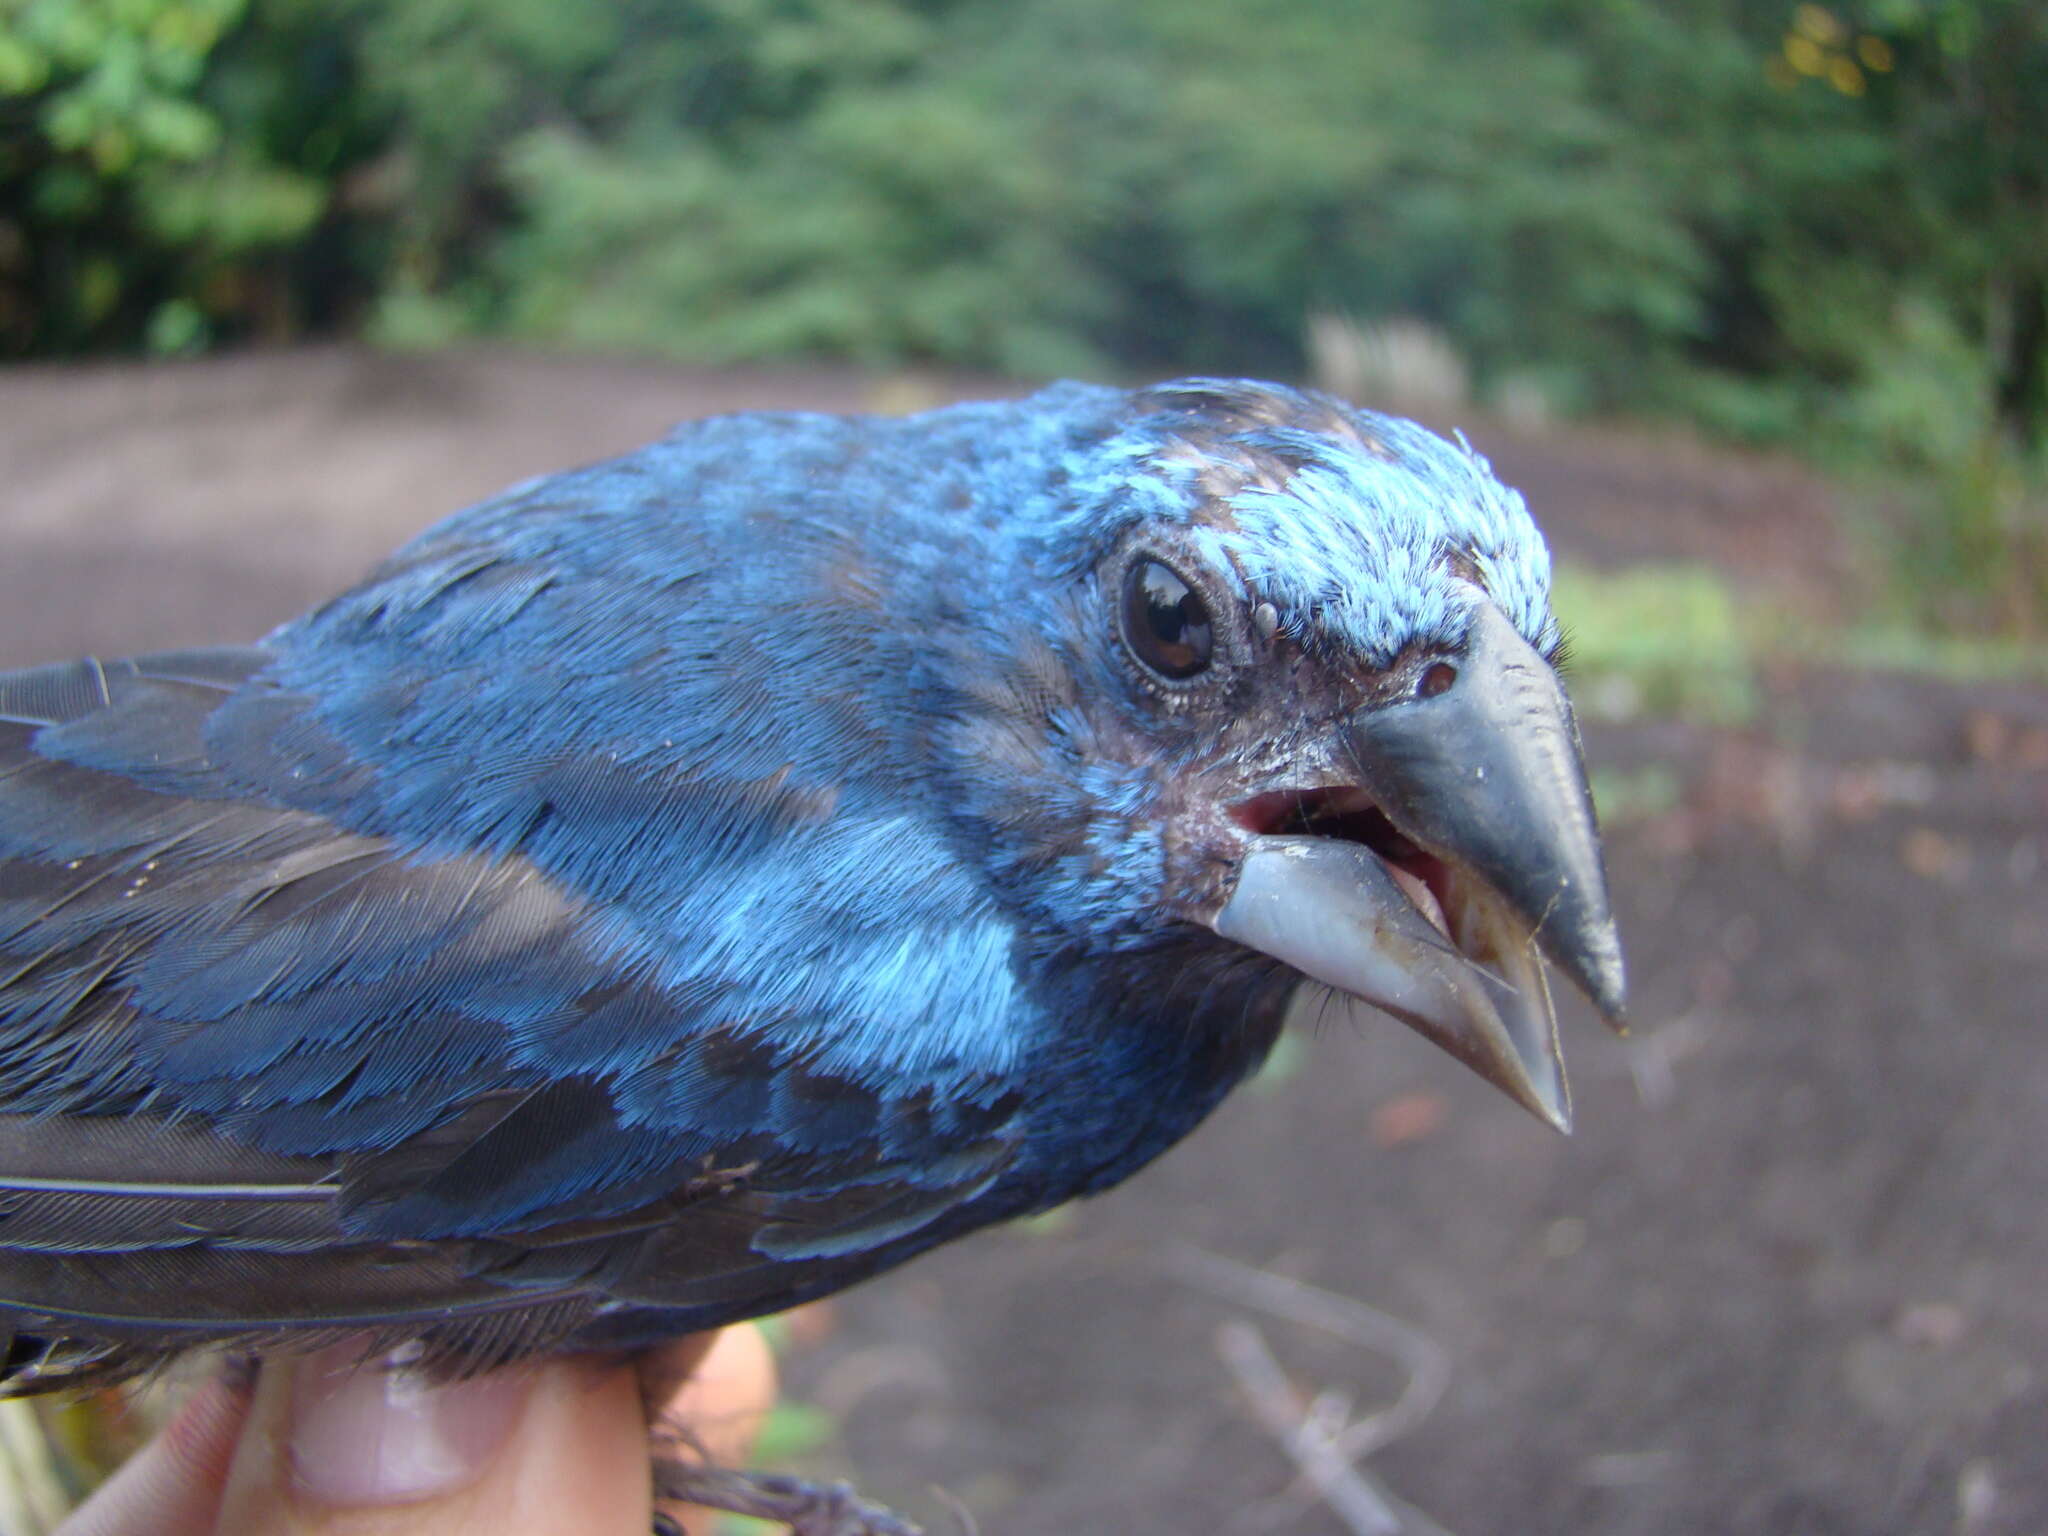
[{"x1": 1122, "y1": 558, "x2": 1214, "y2": 680}]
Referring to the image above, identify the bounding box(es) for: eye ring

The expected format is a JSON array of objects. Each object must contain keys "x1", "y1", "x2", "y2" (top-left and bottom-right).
[{"x1": 1121, "y1": 557, "x2": 1215, "y2": 681}]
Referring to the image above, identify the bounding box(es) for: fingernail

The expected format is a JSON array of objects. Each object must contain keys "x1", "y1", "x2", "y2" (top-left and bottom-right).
[{"x1": 288, "y1": 1342, "x2": 532, "y2": 1505}]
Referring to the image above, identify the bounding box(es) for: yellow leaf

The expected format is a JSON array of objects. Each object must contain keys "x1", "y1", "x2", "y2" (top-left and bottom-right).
[
  {"x1": 1784, "y1": 34, "x2": 1825, "y2": 76},
  {"x1": 1793, "y1": 4, "x2": 1845, "y2": 45}
]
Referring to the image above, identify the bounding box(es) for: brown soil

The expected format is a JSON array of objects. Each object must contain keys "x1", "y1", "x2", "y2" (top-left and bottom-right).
[{"x1": 3, "y1": 348, "x2": 2043, "y2": 1535}]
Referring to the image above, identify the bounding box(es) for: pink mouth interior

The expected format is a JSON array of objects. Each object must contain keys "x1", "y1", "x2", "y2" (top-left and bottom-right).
[{"x1": 1232, "y1": 786, "x2": 1457, "y2": 939}]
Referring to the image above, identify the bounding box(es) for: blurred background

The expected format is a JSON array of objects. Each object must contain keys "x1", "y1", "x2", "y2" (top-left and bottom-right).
[{"x1": 1, "y1": 1, "x2": 2044, "y2": 1532}]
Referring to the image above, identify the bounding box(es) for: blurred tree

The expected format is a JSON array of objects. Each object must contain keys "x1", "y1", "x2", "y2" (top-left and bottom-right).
[
  {"x1": 464, "y1": 0, "x2": 1723, "y2": 389},
  {"x1": 11, "y1": 0, "x2": 2035, "y2": 427},
  {"x1": 1740, "y1": 0, "x2": 2048, "y2": 628},
  {"x1": 1862, "y1": 0, "x2": 2046, "y2": 449},
  {"x1": 0, "y1": 0, "x2": 325, "y2": 351}
]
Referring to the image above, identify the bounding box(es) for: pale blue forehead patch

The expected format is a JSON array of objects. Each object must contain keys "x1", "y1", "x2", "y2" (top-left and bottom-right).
[
  {"x1": 1203, "y1": 418, "x2": 1556, "y2": 665},
  {"x1": 1055, "y1": 389, "x2": 1559, "y2": 669}
]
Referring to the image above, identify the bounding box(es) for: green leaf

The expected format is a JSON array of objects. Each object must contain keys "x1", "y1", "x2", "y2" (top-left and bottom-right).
[
  {"x1": 133, "y1": 91, "x2": 219, "y2": 158},
  {"x1": 0, "y1": 32, "x2": 50, "y2": 95},
  {"x1": 145, "y1": 295, "x2": 206, "y2": 352},
  {"x1": 133, "y1": 152, "x2": 325, "y2": 248}
]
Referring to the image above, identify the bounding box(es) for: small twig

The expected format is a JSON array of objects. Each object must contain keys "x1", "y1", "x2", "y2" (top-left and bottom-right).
[
  {"x1": 927, "y1": 1482, "x2": 981, "y2": 1536},
  {"x1": 1215, "y1": 1321, "x2": 1401, "y2": 1536},
  {"x1": 1168, "y1": 1246, "x2": 1451, "y2": 1459},
  {"x1": 1304, "y1": 1387, "x2": 1355, "y2": 1442}
]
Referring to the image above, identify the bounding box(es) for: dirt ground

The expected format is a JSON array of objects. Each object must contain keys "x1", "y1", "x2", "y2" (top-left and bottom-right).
[{"x1": 2, "y1": 349, "x2": 2044, "y2": 1535}]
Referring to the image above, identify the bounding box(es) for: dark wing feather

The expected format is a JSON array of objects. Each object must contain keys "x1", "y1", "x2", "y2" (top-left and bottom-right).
[
  {"x1": 0, "y1": 651, "x2": 1020, "y2": 1385},
  {"x1": 0, "y1": 1113, "x2": 338, "y2": 1252}
]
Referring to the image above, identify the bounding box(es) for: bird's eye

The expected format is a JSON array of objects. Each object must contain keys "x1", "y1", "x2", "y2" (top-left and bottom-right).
[{"x1": 1122, "y1": 559, "x2": 1214, "y2": 680}]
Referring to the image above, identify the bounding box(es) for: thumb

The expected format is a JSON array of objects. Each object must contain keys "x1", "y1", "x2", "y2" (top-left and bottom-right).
[{"x1": 211, "y1": 1342, "x2": 653, "y2": 1536}]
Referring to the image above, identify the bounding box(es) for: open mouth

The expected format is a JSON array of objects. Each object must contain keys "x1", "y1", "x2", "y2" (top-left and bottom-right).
[
  {"x1": 1214, "y1": 781, "x2": 1576, "y2": 1131},
  {"x1": 1232, "y1": 787, "x2": 1455, "y2": 939},
  {"x1": 1199, "y1": 602, "x2": 1624, "y2": 1134}
]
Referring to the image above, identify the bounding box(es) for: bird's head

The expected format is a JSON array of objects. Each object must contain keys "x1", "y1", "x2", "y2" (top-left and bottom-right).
[{"x1": 924, "y1": 378, "x2": 1625, "y2": 1129}]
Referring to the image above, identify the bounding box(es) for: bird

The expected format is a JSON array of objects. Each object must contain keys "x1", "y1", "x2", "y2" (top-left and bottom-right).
[{"x1": 0, "y1": 377, "x2": 1622, "y2": 1532}]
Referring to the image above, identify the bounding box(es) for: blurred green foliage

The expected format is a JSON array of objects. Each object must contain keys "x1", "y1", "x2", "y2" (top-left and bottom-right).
[
  {"x1": 1, "y1": 0, "x2": 2042, "y2": 630},
  {"x1": 1552, "y1": 564, "x2": 1759, "y2": 727},
  {"x1": 1587, "y1": 763, "x2": 1684, "y2": 829},
  {"x1": 0, "y1": 0, "x2": 326, "y2": 350}
]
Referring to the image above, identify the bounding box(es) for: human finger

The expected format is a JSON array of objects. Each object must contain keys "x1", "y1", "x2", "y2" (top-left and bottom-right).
[
  {"x1": 646, "y1": 1325, "x2": 778, "y2": 1531},
  {"x1": 209, "y1": 1342, "x2": 652, "y2": 1536}
]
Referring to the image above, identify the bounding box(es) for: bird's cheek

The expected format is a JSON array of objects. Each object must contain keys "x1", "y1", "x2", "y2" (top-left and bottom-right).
[{"x1": 1155, "y1": 809, "x2": 1254, "y2": 927}]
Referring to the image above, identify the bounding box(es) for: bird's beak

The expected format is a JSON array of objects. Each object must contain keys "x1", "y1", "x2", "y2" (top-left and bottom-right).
[{"x1": 1207, "y1": 601, "x2": 1625, "y2": 1131}]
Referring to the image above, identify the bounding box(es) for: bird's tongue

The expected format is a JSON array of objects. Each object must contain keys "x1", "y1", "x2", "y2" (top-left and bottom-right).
[{"x1": 1385, "y1": 862, "x2": 1450, "y2": 939}]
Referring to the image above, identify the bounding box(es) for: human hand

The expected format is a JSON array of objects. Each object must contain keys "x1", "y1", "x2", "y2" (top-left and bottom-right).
[{"x1": 53, "y1": 1327, "x2": 775, "y2": 1536}]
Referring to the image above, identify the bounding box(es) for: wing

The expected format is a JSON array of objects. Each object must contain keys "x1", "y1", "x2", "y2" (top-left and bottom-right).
[{"x1": 0, "y1": 649, "x2": 1022, "y2": 1383}]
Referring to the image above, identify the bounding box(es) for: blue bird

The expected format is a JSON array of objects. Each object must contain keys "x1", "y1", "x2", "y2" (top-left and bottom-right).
[{"x1": 0, "y1": 379, "x2": 1622, "y2": 1531}]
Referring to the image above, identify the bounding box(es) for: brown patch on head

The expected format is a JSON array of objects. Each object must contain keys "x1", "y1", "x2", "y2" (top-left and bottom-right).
[
  {"x1": 1134, "y1": 379, "x2": 1297, "y2": 430},
  {"x1": 1132, "y1": 380, "x2": 1397, "y2": 519},
  {"x1": 1134, "y1": 380, "x2": 1394, "y2": 457},
  {"x1": 1153, "y1": 436, "x2": 1281, "y2": 510},
  {"x1": 1440, "y1": 548, "x2": 1489, "y2": 593}
]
